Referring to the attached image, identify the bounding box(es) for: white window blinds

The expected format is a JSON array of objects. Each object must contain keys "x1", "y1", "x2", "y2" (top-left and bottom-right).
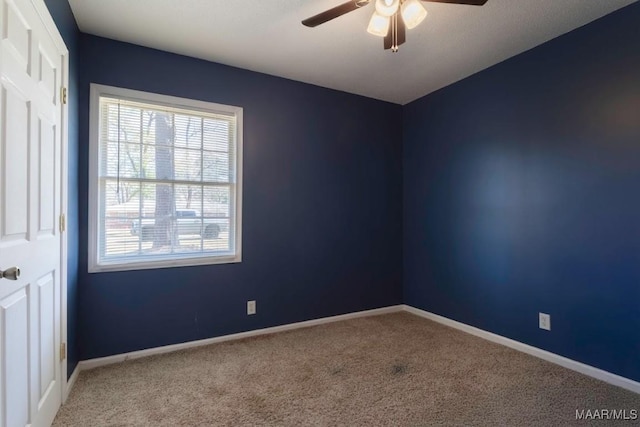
[{"x1": 89, "y1": 85, "x2": 242, "y2": 272}]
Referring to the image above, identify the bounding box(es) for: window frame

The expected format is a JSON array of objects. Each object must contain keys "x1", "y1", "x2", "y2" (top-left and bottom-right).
[{"x1": 88, "y1": 84, "x2": 243, "y2": 273}]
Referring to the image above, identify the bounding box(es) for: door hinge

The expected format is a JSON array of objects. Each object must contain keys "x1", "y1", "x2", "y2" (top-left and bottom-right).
[
  {"x1": 61, "y1": 87, "x2": 67, "y2": 105},
  {"x1": 60, "y1": 342, "x2": 67, "y2": 361},
  {"x1": 59, "y1": 213, "x2": 66, "y2": 233}
]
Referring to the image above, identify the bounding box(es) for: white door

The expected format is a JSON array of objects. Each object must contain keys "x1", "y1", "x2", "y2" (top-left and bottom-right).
[{"x1": 0, "y1": 0, "x2": 66, "y2": 426}]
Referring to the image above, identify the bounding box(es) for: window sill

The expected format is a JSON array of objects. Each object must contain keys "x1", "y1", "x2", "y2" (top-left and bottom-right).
[{"x1": 88, "y1": 253, "x2": 242, "y2": 273}]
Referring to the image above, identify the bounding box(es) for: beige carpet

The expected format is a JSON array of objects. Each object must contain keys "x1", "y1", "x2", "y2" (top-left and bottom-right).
[{"x1": 54, "y1": 312, "x2": 639, "y2": 426}]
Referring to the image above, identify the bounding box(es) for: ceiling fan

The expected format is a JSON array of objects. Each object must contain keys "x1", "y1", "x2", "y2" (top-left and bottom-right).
[{"x1": 302, "y1": 0, "x2": 488, "y2": 52}]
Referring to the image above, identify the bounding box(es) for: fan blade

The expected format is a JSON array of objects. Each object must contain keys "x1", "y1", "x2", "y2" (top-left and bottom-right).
[
  {"x1": 396, "y1": 12, "x2": 406, "y2": 46},
  {"x1": 384, "y1": 14, "x2": 394, "y2": 50},
  {"x1": 384, "y1": 31, "x2": 392, "y2": 50},
  {"x1": 302, "y1": 1, "x2": 370, "y2": 28},
  {"x1": 423, "y1": 0, "x2": 488, "y2": 5}
]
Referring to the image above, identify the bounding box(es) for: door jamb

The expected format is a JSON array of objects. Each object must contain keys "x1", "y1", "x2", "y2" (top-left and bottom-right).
[{"x1": 31, "y1": 0, "x2": 71, "y2": 404}]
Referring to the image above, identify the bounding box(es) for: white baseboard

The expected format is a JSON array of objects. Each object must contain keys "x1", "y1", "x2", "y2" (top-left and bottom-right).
[
  {"x1": 78, "y1": 305, "x2": 404, "y2": 371},
  {"x1": 402, "y1": 305, "x2": 640, "y2": 395},
  {"x1": 63, "y1": 365, "x2": 80, "y2": 403},
  {"x1": 73, "y1": 303, "x2": 639, "y2": 395}
]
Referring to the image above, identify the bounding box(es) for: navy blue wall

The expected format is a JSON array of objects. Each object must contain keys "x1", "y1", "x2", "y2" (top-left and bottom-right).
[
  {"x1": 404, "y1": 4, "x2": 640, "y2": 382},
  {"x1": 44, "y1": 0, "x2": 80, "y2": 378},
  {"x1": 49, "y1": 0, "x2": 640, "y2": 384},
  {"x1": 78, "y1": 35, "x2": 403, "y2": 359}
]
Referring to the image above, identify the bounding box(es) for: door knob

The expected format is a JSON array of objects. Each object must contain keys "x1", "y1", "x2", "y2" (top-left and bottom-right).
[{"x1": 1, "y1": 267, "x2": 20, "y2": 280}]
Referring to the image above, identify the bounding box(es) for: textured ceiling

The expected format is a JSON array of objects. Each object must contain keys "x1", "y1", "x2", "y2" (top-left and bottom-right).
[{"x1": 68, "y1": 0, "x2": 637, "y2": 104}]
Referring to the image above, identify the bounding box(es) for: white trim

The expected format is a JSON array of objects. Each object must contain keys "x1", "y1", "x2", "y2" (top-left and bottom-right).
[
  {"x1": 31, "y1": 0, "x2": 71, "y2": 410},
  {"x1": 87, "y1": 83, "x2": 243, "y2": 273},
  {"x1": 88, "y1": 84, "x2": 99, "y2": 271},
  {"x1": 59, "y1": 50, "x2": 70, "y2": 403},
  {"x1": 72, "y1": 304, "x2": 640, "y2": 396},
  {"x1": 89, "y1": 253, "x2": 241, "y2": 273},
  {"x1": 63, "y1": 366, "x2": 80, "y2": 403},
  {"x1": 234, "y1": 106, "x2": 243, "y2": 264},
  {"x1": 31, "y1": 0, "x2": 69, "y2": 55},
  {"x1": 78, "y1": 305, "x2": 403, "y2": 370},
  {"x1": 402, "y1": 305, "x2": 640, "y2": 395}
]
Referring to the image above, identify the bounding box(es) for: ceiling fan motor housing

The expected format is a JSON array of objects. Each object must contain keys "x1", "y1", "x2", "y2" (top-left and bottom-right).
[{"x1": 302, "y1": 0, "x2": 488, "y2": 52}]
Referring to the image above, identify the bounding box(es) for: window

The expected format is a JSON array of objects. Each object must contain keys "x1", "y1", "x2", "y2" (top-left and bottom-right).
[{"x1": 88, "y1": 84, "x2": 242, "y2": 272}]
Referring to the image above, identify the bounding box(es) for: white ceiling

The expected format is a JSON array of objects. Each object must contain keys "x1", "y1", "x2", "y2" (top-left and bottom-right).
[{"x1": 68, "y1": 0, "x2": 637, "y2": 105}]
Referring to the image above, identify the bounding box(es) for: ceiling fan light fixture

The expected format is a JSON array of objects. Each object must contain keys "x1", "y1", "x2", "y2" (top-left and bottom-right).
[
  {"x1": 401, "y1": 0, "x2": 428, "y2": 29},
  {"x1": 301, "y1": 0, "x2": 487, "y2": 52},
  {"x1": 375, "y1": 0, "x2": 400, "y2": 17},
  {"x1": 367, "y1": 12, "x2": 390, "y2": 37}
]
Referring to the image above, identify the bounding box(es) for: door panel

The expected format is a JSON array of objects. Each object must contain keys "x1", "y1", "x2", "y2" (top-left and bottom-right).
[
  {"x1": 1, "y1": 84, "x2": 29, "y2": 239},
  {"x1": 38, "y1": 117, "x2": 56, "y2": 234},
  {"x1": 37, "y1": 48, "x2": 57, "y2": 101},
  {"x1": 1, "y1": 289, "x2": 30, "y2": 427},
  {"x1": 37, "y1": 273, "x2": 55, "y2": 400},
  {"x1": 0, "y1": 0, "x2": 65, "y2": 426},
  {"x1": 3, "y1": 0, "x2": 31, "y2": 72}
]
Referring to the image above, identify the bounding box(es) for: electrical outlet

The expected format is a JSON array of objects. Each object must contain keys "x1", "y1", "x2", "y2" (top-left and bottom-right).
[
  {"x1": 247, "y1": 300, "x2": 256, "y2": 315},
  {"x1": 539, "y1": 312, "x2": 551, "y2": 331}
]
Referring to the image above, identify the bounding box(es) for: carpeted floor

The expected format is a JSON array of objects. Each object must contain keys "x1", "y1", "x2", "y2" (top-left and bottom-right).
[{"x1": 54, "y1": 312, "x2": 639, "y2": 426}]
